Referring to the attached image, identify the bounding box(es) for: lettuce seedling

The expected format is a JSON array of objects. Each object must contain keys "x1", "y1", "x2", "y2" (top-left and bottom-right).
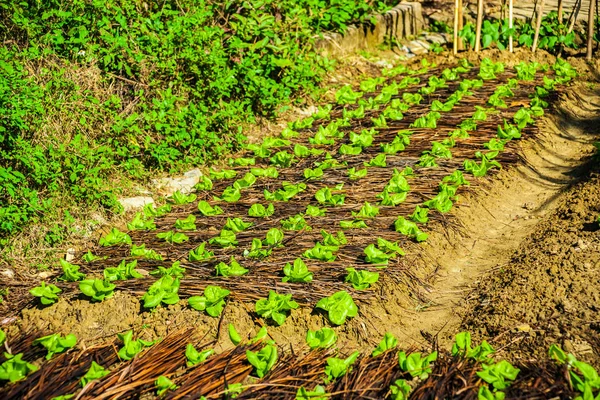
[
  {"x1": 218, "y1": 186, "x2": 241, "y2": 203},
  {"x1": 364, "y1": 153, "x2": 387, "y2": 167},
  {"x1": 321, "y1": 229, "x2": 347, "y2": 246},
  {"x1": 296, "y1": 385, "x2": 327, "y2": 400},
  {"x1": 282, "y1": 258, "x2": 313, "y2": 283},
  {"x1": 410, "y1": 206, "x2": 430, "y2": 224},
  {"x1": 389, "y1": 379, "x2": 411, "y2": 400},
  {"x1": 185, "y1": 344, "x2": 214, "y2": 367},
  {"x1": 156, "y1": 231, "x2": 189, "y2": 244},
  {"x1": 30, "y1": 282, "x2": 62, "y2": 305},
  {"x1": 352, "y1": 202, "x2": 380, "y2": 219},
  {"x1": 33, "y1": 333, "x2": 77, "y2": 359},
  {"x1": 0, "y1": 353, "x2": 38, "y2": 382},
  {"x1": 398, "y1": 351, "x2": 438, "y2": 379},
  {"x1": 80, "y1": 361, "x2": 109, "y2": 386},
  {"x1": 168, "y1": 190, "x2": 197, "y2": 205},
  {"x1": 79, "y1": 279, "x2": 115, "y2": 302},
  {"x1": 372, "y1": 332, "x2": 398, "y2": 357},
  {"x1": 423, "y1": 186, "x2": 455, "y2": 213},
  {"x1": 309, "y1": 129, "x2": 335, "y2": 146},
  {"x1": 394, "y1": 217, "x2": 428, "y2": 242},
  {"x1": 189, "y1": 285, "x2": 230, "y2": 317},
  {"x1": 339, "y1": 219, "x2": 368, "y2": 229},
  {"x1": 195, "y1": 176, "x2": 213, "y2": 191},
  {"x1": 141, "y1": 276, "x2": 180, "y2": 308},
  {"x1": 265, "y1": 182, "x2": 307, "y2": 202},
  {"x1": 281, "y1": 214, "x2": 311, "y2": 231},
  {"x1": 270, "y1": 151, "x2": 295, "y2": 168},
  {"x1": 59, "y1": 260, "x2": 86, "y2": 282},
  {"x1": 316, "y1": 291, "x2": 358, "y2": 325},
  {"x1": 264, "y1": 228, "x2": 284, "y2": 247},
  {"x1": 294, "y1": 144, "x2": 323, "y2": 158},
  {"x1": 228, "y1": 324, "x2": 242, "y2": 345},
  {"x1": 229, "y1": 157, "x2": 255, "y2": 167},
  {"x1": 443, "y1": 170, "x2": 470, "y2": 186},
  {"x1": 363, "y1": 244, "x2": 393, "y2": 265},
  {"x1": 347, "y1": 167, "x2": 367, "y2": 180},
  {"x1": 306, "y1": 327, "x2": 337, "y2": 349},
  {"x1": 336, "y1": 85, "x2": 363, "y2": 104},
  {"x1": 155, "y1": 375, "x2": 178, "y2": 397},
  {"x1": 215, "y1": 256, "x2": 248, "y2": 277},
  {"x1": 290, "y1": 116, "x2": 314, "y2": 130},
  {"x1": 304, "y1": 167, "x2": 324, "y2": 180},
  {"x1": 248, "y1": 203, "x2": 275, "y2": 218},
  {"x1": 244, "y1": 238, "x2": 272, "y2": 258},
  {"x1": 255, "y1": 290, "x2": 299, "y2": 326},
  {"x1": 477, "y1": 360, "x2": 520, "y2": 390},
  {"x1": 315, "y1": 187, "x2": 345, "y2": 206},
  {"x1": 150, "y1": 261, "x2": 185, "y2": 278},
  {"x1": 209, "y1": 229, "x2": 237, "y2": 248},
  {"x1": 82, "y1": 250, "x2": 103, "y2": 263},
  {"x1": 143, "y1": 203, "x2": 172, "y2": 218},
  {"x1": 247, "y1": 344, "x2": 278, "y2": 378},
  {"x1": 345, "y1": 268, "x2": 379, "y2": 290},
  {"x1": 303, "y1": 243, "x2": 337, "y2": 262},
  {"x1": 338, "y1": 144, "x2": 362, "y2": 156},
  {"x1": 175, "y1": 214, "x2": 196, "y2": 231},
  {"x1": 0, "y1": 329, "x2": 5, "y2": 346},
  {"x1": 210, "y1": 168, "x2": 237, "y2": 180},
  {"x1": 188, "y1": 243, "x2": 214, "y2": 262},
  {"x1": 350, "y1": 130, "x2": 375, "y2": 148},
  {"x1": 131, "y1": 244, "x2": 163, "y2": 260},
  {"x1": 377, "y1": 238, "x2": 405, "y2": 256},
  {"x1": 306, "y1": 205, "x2": 327, "y2": 217},
  {"x1": 464, "y1": 156, "x2": 501, "y2": 177},
  {"x1": 104, "y1": 260, "x2": 143, "y2": 281},
  {"x1": 127, "y1": 212, "x2": 156, "y2": 231},
  {"x1": 479, "y1": 58, "x2": 504, "y2": 80},
  {"x1": 233, "y1": 172, "x2": 257, "y2": 190},
  {"x1": 251, "y1": 166, "x2": 279, "y2": 178},
  {"x1": 99, "y1": 228, "x2": 132, "y2": 247},
  {"x1": 451, "y1": 331, "x2": 494, "y2": 362},
  {"x1": 459, "y1": 118, "x2": 477, "y2": 131},
  {"x1": 324, "y1": 351, "x2": 360, "y2": 383},
  {"x1": 197, "y1": 201, "x2": 223, "y2": 216},
  {"x1": 377, "y1": 189, "x2": 407, "y2": 206},
  {"x1": 383, "y1": 106, "x2": 404, "y2": 121}
]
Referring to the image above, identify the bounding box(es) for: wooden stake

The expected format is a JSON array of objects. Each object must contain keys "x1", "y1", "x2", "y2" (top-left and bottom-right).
[
  {"x1": 557, "y1": 0, "x2": 564, "y2": 23},
  {"x1": 458, "y1": 0, "x2": 464, "y2": 50},
  {"x1": 532, "y1": 0, "x2": 546, "y2": 52},
  {"x1": 475, "y1": 0, "x2": 484, "y2": 52},
  {"x1": 568, "y1": 0, "x2": 582, "y2": 34},
  {"x1": 509, "y1": 0, "x2": 514, "y2": 52},
  {"x1": 453, "y1": 0, "x2": 459, "y2": 54},
  {"x1": 588, "y1": 0, "x2": 596, "y2": 59}
]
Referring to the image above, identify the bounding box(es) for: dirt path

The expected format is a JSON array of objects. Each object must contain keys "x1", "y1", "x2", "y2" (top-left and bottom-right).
[{"x1": 393, "y1": 82, "x2": 600, "y2": 350}]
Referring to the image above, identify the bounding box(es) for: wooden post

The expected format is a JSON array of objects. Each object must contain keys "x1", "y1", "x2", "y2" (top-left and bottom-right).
[
  {"x1": 568, "y1": 0, "x2": 582, "y2": 34},
  {"x1": 557, "y1": 0, "x2": 564, "y2": 23},
  {"x1": 453, "y1": 0, "x2": 459, "y2": 54},
  {"x1": 458, "y1": 0, "x2": 464, "y2": 50},
  {"x1": 532, "y1": 0, "x2": 546, "y2": 52},
  {"x1": 475, "y1": 0, "x2": 484, "y2": 52},
  {"x1": 509, "y1": 0, "x2": 514, "y2": 52},
  {"x1": 588, "y1": 0, "x2": 596, "y2": 59}
]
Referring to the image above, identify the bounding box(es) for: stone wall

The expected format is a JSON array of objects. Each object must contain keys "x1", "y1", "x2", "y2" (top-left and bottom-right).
[{"x1": 315, "y1": 2, "x2": 425, "y2": 57}]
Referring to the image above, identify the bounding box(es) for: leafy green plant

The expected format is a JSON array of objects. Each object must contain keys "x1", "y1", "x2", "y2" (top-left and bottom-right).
[
  {"x1": 155, "y1": 375, "x2": 178, "y2": 397},
  {"x1": 185, "y1": 344, "x2": 214, "y2": 367},
  {"x1": 549, "y1": 344, "x2": 600, "y2": 396},
  {"x1": 306, "y1": 205, "x2": 327, "y2": 217},
  {"x1": 195, "y1": 176, "x2": 214, "y2": 191},
  {"x1": 348, "y1": 167, "x2": 368, "y2": 180},
  {"x1": 33, "y1": 333, "x2": 77, "y2": 359},
  {"x1": 464, "y1": 155, "x2": 501, "y2": 177},
  {"x1": 389, "y1": 379, "x2": 412, "y2": 400},
  {"x1": 189, "y1": 242, "x2": 214, "y2": 262},
  {"x1": 345, "y1": 268, "x2": 379, "y2": 290},
  {"x1": 255, "y1": 290, "x2": 299, "y2": 326},
  {"x1": 304, "y1": 167, "x2": 325, "y2": 180},
  {"x1": 477, "y1": 360, "x2": 520, "y2": 390},
  {"x1": 315, "y1": 187, "x2": 345, "y2": 206},
  {"x1": 248, "y1": 203, "x2": 275, "y2": 218},
  {"x1": 229, "y1": 324, "x2": 242, "y2": 346},
  {"x1": 150, "y1": 261, "x2": 186, "y2": 278},
  {"x1": 141, "y1": 275, "x2": 180, "y2": 308},
  {"x1": 281, "y1": 214, "x2": 311, "y2": 231},
  {"x1": 296, "y1": 385, "x2": 328, "y2": 400},
  {"x1": 394, "y1": 217, "x2": 428, "y2": 242},
  {"x1": 372, "y1": 332, "x2": 398, "y2": 357},
  {"x1": 247, "y1": 344, "x2": 278, "y2": 378},
  {"x1": 104, "y1": 260, "x2": 143, "y2": 281},
  {"x1": 265, "y1": 182, "x2": 307, "y2": 202},
  {"x1": 303, "y1": 242, "x2": 337, "y2": 262},
  {"x1": 144, "y1": 204, "x2": 172, "y2": 218},
  {"x1": 251, "y1": 166, "x2": 279, "y2": 178},
  {"x1": 336, "y1": 85, "x2": 363, "y2": 104},
  {"x1": 80, "y1": 361, "x2": 110, "y2": 387},
  {"x1": 398, "y1": 351, "x2": 438, "y2": 379},
  {"x1": 117, "y1": 330, "x2": 154, "y2": 361},
  {"x1": 244, "y1": 238, "x2": 272, "y2": 258},
  {"x1": 131, "y1": 244, "x2": 163, "y2": 260},
  {"x1": 198, "y1": 201, "x2": 224, "y2": 216},
  {"x1": 364, "y1": 153, "x2": 387, "y2": 167},
  {"x1": 59, "y1": 260, "x2": 86, "y2": 282},
  {"x1": 324, "y1": 351, "x2": 360, "y2": 383},
  {"x1": 283, "y1": 258, "x2": 313, "y2": 283},
  {"x1": 175, "y1": 214, "x2": 197, "y2": 231},
  {"x1": 99, "y1": 228, "x2": 132, "y2": 247},
  {"x1": 156, "y1": 230, "x2": 189, "y2": 244},
  {"x1": 30, "y1": 281, "x2": 62, "y2": 305},
  {"x1": 340, "y1": 219, "x2": 368, "y2": 229},
  {"x1": 188, "y1": 285, "x2": 230, "y2": 317},
  {"x1": 363, "y1": 244, "x2": 394, "y2": 265},
  {"x1": 338, "y1": 144, "x2": 362, "y2": 156},
  {"x1": 0, "y1": 329, "x2": 5, "y2": 346},
  {"x1": 306, "y1": 327, "x2": 337, "y2": 349},
  {"x1": 0, "y1": 353, "x2": 38, "y2": 382},
  {"x1": 451, "y1": 332, "x2": 495, "y2": 362},
  {"x1": 264, "y1": 228, "x2": 284, "y2": 247},
  {"x1": 127, "y1": 212, "x2": 157, "y2": 231},
  {"x1": 215, "y1": 256, "x2": 248, "y2": 277},
  {"x1": 352, "y1": 202, "x2": 379, "y2": 219},
  {"x1": 168, "y1": 191, "x2": 197, "y2": 205},
  {"x1": 410, "y1": 206, "x2": 430, "y2": 224},
  {"x1": 209, "y1": 229, "x2": 238, "y2": 248},
  {"x1": 316, "y1": 291, "x2": 358, "y2": 325}
]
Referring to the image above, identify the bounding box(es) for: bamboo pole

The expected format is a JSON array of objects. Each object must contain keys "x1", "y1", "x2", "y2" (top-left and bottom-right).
[
  {"x1": 557, "y1": 0, "x2": 564, "y2": 23},
  {"x1": 457, "y1": 0, "x2": 464, "y2": 50},
  {"x1": 568, "y1": 0, "x2": 582, "y2": 34},
  {"x1": 587, "y1": 0, "x2": 596, "y2": 59},
  {"x1": 532, "y1": 0, "x2": 546, "y2": 52},
  {"x1": 453, "y1": 0, "x2": 459, "y2": 54},
  {"x1": 509, "y1": 0, "x2": 514, "y2": 52},
  {"x1": 475, "y1": 0, "x2": 484, "y2": 52}
]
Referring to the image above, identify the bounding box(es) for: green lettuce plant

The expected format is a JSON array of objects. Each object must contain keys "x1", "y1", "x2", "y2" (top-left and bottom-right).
[
  {"x1": 185, "y1": 344, "x2": 214, "y2": 367},
  {"x1": 394, "y1": 217, "x2": 428, "y2": 242},
  {"x1": 156, "y1": 230, "x2": 189, "y2": 244},
  {"x1": 188, "y1": 242, "x2": 214, "y2": 262},
  {"x1": 0, "y1": 353, "x2": 38, "y2": 382},
  {"x1": 30, "y1": 281, "x2": 62, "y2": 305},
  {"x1": 131, "y1": 244, "x2": 163, "y2": 260},
  {"x1": 255, "y1": 290, "x2": 299, "y2": 326},
  {"x1": 174, "y1": 214, "x2": 196, "y2": 231},
  {"x1": 282, "y1": 258, "x2": 313, "y2": 283},
  {"x1": 155, "y1": 375, "x2": 178, "y2": 397},
  {"x1": 248, "y1": 203, "x2": 275, "y2": 218},
  {"x1": 150, "y1": 261, "x2": 185, "y2": 278},
  {"x1": 127, "y1": 212, "x2": 156, "y2": 231},
  {"x1": 247, "y1": 344, "x2": 278, "y2": 378},
  {"x1": 59, "y1": 260, "x2": 86, "y2": 282},
  {"x1": 79, "y1": 279, "x2": 115, "y2": 302},
  {"x1": 80, "y1": 361, "x2": 110, "y2": 386},
  {"x1": 398, "y1": 351, "x2": 438, "y2": 379},
  {"x1": 372, "y1": 332, "x2": 398, "y2": 357},
  {"x1": 104, "y1": 260, "x2": 143, "y2": 281},
  {"x1": 141, "y1": 276, "x2": 180, "y2": 308},
  {"x1": 99, "y1": 228, "x2": 132, "y2": 247},
  {"x1": 345, "y1": 268, "x2": 379, "y2": 290},
  {"x1": 188, "y1": 285, "x2": 230, "y2": 317},
  {"x1": 33, "y1": 333, "x2": 77, "y2": 359},
  {"x1": 215, "y1": 256, "x2": 248, "y2": 277},
  {"x1": 306, "y1": 327, "x2": 337, "y2": 349},
  {"x1": 315, "y1": 291, "x2": 358, "y2": 325},
  {"x1": 198, "y1": 201, "x2": 224, "y2": 216},
  {"x1": 209, "y1": 229, "x2": 238, "y2": 248},
  {"x1": 168, "y1": 190, "x2": 197, "y2": 205},
  {"x1": 324, "y1": 351, "x2": 360, "y2": 383}
]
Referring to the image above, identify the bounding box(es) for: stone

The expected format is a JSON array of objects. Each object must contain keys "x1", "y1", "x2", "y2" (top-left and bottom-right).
[
  {"x1": 118, "y1": 196, "x2": 155, "y2": 212},
  {"x1": 65, "y1": 248, "x2": 76, "y2": 262},
  {"x1": 1, "y1": 269, "x2": 15, "y2": 279},
  {"x1": 153, "y1": 168, "x2": 202, "y2": 196}
]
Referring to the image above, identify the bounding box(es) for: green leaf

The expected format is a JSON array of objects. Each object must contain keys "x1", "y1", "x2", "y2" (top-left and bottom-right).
[
  {"x1": 116, "y1": 330, "x2": 154, "y2": 361},
  {"x1": 476, "y1": 360, "x2": 520, "y2": 390},
  {"x1": 363, "y1": 244, "x2": 393, "y2": 265},
  {"x1": 127, "y1": 212, "x2": 156, "y2": 231},
  {"x1": 410, "y1": 206, "x2": 430, "y2": 224},
  {"x1": 264, "y1": 228, "x2": 284, "y2": 247},
  {"x1": 303, "y1": 242, "x2": 337, "y2": 262},
  {"x1": 155, "y1": 375, "x2": 178, "y2": 397},
  {"x1": 168, "y1": 190, "x2": 196, "y2": 205},
  {"x1": 246, "y1": 344, "x2": 278, "y2": 378},
  {"x1": 33, "y1": 333, "x2": 77, "y2": 360},
  {"x1": 0, "y1": 353, "x2": 39, "y2": 382},
  {"x1": 141, "y1": 275, "x2": 180, "y2": 308},
  {"x1": 372, "y1": 332, "x2": 398, "y2": 357},
  {"x1": 80, "y1": 361, "x2": 109, "y2": 387},
  {"x1": 339, "y1": 219, "x2": 368, "y2": 229},
  {"x1": 188, "y1": 285, "x2": 230, "y2": 317},
  {"x1": 389, "y1": 379, "x2": 412, "y2": 400},
  {"x1": 394, "y1": 217, "x2": 428, "y2": 242},
  {"x1": 398, "y1": 351, "x2": 438, "y2": 379},
  {"x1": 188, "y1": 242, "x2": 214, "y2": 262},
  {"x1": 324, "y1": 351, "x2": 360, "y2": 382},
  {"x1": 99, "y1": 228, "x2": 131, "y2": 247},
  {"x1": 224, "y1": 217, "x2": 253, "y2": 233},
  {"x1": 229, "y1": 324, "x2": 242, "y2": 345},
  {"x1": 315, "y1": 187, "x2": 345, "y2": 206},
  {"x1": 144, "y1": 203, "x2": 172, "y2": 218},
  {"x1": 195, "y1": 176, "x2": 213, "y2": 191},
  {"x1": 250, "y1": 166, "x2": 279, "y2": 178},
  {"x1": 209, "y1": 229, "x2": 238, "y2": 248},
  {"x1": 185, "y1": 344, "x2": 214, "y2": 367},
  {"x1": 304, "y1": 167, "x2": 324, "y2": 180},
  {"x1": 296, "y1": 385, "x2": 328, "y2": 400},
  {"x1": 210, "y1": 168, "x2": 237, "y2": 180},
  {"x1": 315, "y1": 291, "x2": 358, "y2": 325},
  {"x1": 364, "y1": 153, "x2": 387, "y2": 167},
  {"x1": 306, "y1": 327, "x2": 337, "y2": 349},
  {"x1": 352, "y1": 202, "x2": 379, "y2": 219},
  {"x1": 255, "y1": 290, "x2": 299, "y2": 326},
  {"x1": 104, "y1": 260, "x2": 143, "y2": 281},
  {"x1": 347, "y1": 167, "x2": 367, "y2": 180},
  {"x1": 156, "y1": 231, "x2": 189, "y2": 244},
  {"x1": 198, "y1": 201, "x2": 224, "y2": 216},
  {"x1": 30, "y1": 281, "x2": 62, "y2": 305},
  {"x1": 150, "y1": 261, "x2": 186, "y2": 278},
  {"x1": 248, "y1": 203, "x2": 275, "y2": 218},
  {"x1": 281, "y1": 214, "x2": 311, "y2": 231},
  {"x1": 59, "y1": 260, "x2": 86, "y2": 282},
  {"x1": 345, "y1": 268, "x2": 379, "y2": 290},
  {"x1": 305, "y1": 205, "x2": 327, "y2": 217},
  {"x1": 215, "y1": 256, "x2": 248, "y2": 277},
  {"x1": 282, "y1": 258, "x2": 313, "y2": 283},
  {"x1": 79, "y1": 279, "x2": 116, "y2": 302},
  {"x1": 131, "y1": 244, "x2": 163, "y2": 260}
]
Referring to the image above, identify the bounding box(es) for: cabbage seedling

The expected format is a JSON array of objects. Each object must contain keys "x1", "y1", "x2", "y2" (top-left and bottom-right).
[
  {"x1": 315, "y1": 291, "x2": 358, "y2": 325},
  {"x1": 33, "y1": 333, "x2": 77, "y2": 359},
  {"x1": 255, "y1": 290, "x2": 299, "y2": 326},
  {"x1": 188, "y1": 285, "x2": 230, "y2": 317},
  {"x1": 30, "y1": 282, "x2": 62, "y2": 305}
]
